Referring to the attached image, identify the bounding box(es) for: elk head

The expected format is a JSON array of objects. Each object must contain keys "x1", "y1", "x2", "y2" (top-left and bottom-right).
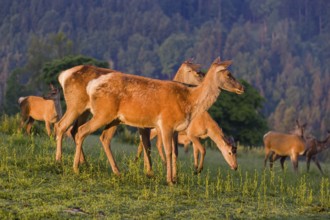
[
  {"x1": 44, "y1": 84, "x2": 62, "y2": 119},
  {"x1": 44, "y1": 84, "x2": 60, "y2": 100},
  {"x1": 212, "y1": 57, "x2": 245, "y2": 95},
  {"x1": 220, "y1": 136, "x2": 238, "y2": 171},
  {"x1": 179, "y1": 59, "x2": 204, "y2": 86},
  {"x1": 292, "y1": 120, "x2": 307, "y2": 138}
]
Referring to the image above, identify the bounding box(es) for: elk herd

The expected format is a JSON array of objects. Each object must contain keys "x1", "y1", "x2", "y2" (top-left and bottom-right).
[{"x1": 17, "y1": 58, "x2": 329, "y2": 185}]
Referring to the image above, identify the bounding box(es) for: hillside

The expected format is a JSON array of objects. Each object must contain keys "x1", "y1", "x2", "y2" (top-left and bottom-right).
[{"x1": 0, "y1": 0, "x2": 329, "y2": 137}]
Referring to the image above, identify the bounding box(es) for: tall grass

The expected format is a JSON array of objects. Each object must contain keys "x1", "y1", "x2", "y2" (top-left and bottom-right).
[{"x1": 0, "y1": 115, "x2": 329, "y2": 219}]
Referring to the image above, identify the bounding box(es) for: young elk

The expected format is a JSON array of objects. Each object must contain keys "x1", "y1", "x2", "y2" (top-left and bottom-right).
[
  {"x1": 18, "y1": 84, "x2": 61, "y2": 136},
  {"x1": 135, "y1": 67, "x2": 239, "y2": 173},
  {"x1": 263, "y1": 120, "x2": 307, "y2": 172},
  {"x1": 74, "y1": 57, "x2": 244, "y2": 184},
  {"x1": 54, "y1": 61, "x2": 202, "y2": 165},
  {"x1": 136, "y1": 114, "x2": 237, "y2": 173}
]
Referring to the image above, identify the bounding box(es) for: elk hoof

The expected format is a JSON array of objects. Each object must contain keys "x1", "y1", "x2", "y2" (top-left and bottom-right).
[
  {"x1": 146, "y1": 170, "x2": 154, "y2": 178},
  {"x1": 73, "y1": 167, "x2": 79, "y2": 174},
  {"x1": 113, "y1": 170, "x2": 121, "y2": 177}
]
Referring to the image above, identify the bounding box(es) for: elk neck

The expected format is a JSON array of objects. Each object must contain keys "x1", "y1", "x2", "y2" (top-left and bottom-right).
[{"x1": 188, "y1": 64, "x2": 222, "y2": 119}]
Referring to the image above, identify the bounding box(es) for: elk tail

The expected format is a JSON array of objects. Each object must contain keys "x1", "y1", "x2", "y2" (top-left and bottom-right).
[{"x1": 18, "y1": 97, "x2": 27, "y2": 105}]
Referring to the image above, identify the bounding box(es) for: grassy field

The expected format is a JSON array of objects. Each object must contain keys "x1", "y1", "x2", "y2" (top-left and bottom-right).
[{"x1": 0, "y1": 117, "x2": 329, "y2": 219}]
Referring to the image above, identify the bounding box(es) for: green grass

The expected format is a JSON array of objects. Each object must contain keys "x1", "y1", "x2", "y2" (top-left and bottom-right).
[{"x1": 0, "y1": 130, "x2": 329, "y2": 219}]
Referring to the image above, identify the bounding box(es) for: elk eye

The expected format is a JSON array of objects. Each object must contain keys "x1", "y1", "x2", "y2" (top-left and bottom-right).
[{"x1": 228, "y1": 152, "x2": 232, "y2": 156}]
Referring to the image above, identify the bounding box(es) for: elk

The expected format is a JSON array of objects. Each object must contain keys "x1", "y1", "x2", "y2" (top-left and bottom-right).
[
  {"x1": 305, "y1": 132, "x2": 330, "y2": 174},
  {"x1": 263, "y1": 120, "x2": 307, "y2": 172},
  {"x1": 136, "y1": 113, "x2": 237, "y2": 173},
  {"x1": 54, "y1": 61, "x2": 203, "y2": 165},
  {"x1": 272, "y1": 131, "x2": 330, "y2": 174},
  {"x1": 73, "y1": 57, "x2": 244, "y2": 184},
  {"x1": 135, "y1": 66, "x2": 239, "y2": 173},
  {"x1": 18, "y1": 84, "x2": 61, "y2": 136}
]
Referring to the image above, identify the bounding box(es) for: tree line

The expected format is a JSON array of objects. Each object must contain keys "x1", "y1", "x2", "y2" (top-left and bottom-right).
[{"x1": 0, "y1": 0, "x2": 329, "y2": 143}]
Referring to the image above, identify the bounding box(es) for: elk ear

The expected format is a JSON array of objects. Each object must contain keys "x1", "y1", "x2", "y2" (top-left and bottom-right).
[
  {"x1": 185, "y1": 57, "x2": 195, "y2": 64},
  {"x1": 229, "y1": 136, "x2": 236, "y2": 146},
  {"x1": 212, "y1": 57, "x2": 221, "y2": 64},
  {"x1": 220, "y1": 60, "x2": 233, "y2": 68}
]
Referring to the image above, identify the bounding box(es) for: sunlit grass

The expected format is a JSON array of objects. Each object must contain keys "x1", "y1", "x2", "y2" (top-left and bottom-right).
[{"x1": 0, "y1": 121, "x2": 329, "y2": 219}]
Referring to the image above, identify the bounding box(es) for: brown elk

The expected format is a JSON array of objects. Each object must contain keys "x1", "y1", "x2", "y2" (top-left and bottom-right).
[
  {"x1": 263, "y1": 120, "x2": 307, "y2": 172},
  {"x1": 18, "y1": 84, "x2": 61, "y2": 136},
  {"x1": 135, "y1": 66, "x2": 239, "y2": 173},
  {"x1": 136, "y1": 113, "x2": 237, "y2": 173},
  {"x1": 73, "y1": 57, "x2": 244, "y2": 184},
  {"x1": 54, "y1": 61, "x2": 203, "y2": 165},
  {"x1": 271, "y1": 131, "x2": 330, "y2": 174}
]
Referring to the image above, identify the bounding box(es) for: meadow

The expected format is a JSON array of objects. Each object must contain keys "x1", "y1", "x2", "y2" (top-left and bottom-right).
[{"x1": 0, "y1": 115, "x2": 329, "y2": 219}]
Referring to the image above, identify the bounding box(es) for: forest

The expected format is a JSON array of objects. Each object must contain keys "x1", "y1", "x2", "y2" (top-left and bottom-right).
[{"x1": 0, "y1": 0, "x2": 329, "y2": 143}]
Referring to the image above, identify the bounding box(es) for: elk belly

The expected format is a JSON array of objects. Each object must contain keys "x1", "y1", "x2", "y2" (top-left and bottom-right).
[
  {"x1": 117, "y1": 112, "x2": 156, "y2": 128},
  {"x1": 176, "y1": 119, "x2": 190, "y2": 131}
]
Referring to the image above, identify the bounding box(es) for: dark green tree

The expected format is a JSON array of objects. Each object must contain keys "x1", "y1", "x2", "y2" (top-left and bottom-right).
[
  {"x1": 158, "y1": 33, "x2": 193, "y2": 79},
  {"x1": 209, "y1": 80, "x2": 268, "y2": 147},
  {"x1": 41, "y1": 55, "x2": 109, "y2": 87},
  {"x1": 3, "y1": 68, "x2": 26, "y2": 114}
]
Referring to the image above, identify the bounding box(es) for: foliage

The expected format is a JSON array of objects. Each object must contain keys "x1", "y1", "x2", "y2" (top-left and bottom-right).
[
  {"x1": 209, "y1": 80, "x2": 268, "y2": 146},
  {"x1": 0, "y1": 114, "x2": 50, "y2": 136},
  {"x1": 0, "y1": 0, "x2": 330, "y2": 137},
  {"x1": 0, "y1": 114, "x2": 20, "y2": 134},
  {"x1": 41, "y1": 55, "x2": 109, "y2": 87},
  {"x1": 3, "y1": 69, "x2": 25, "y2": 114}
]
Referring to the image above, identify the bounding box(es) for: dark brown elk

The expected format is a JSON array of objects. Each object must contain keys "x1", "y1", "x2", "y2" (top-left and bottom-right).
[
  {"x1": 18, "y1": 84, "x2": 61, "y2": 136},
  {"x1": 264, "y1": 120, "x2": 307, "y2": 172},
  {"x1": 305, "y1": 131, "x2": 330, "y2": 174},
  {"x1": 73, "y1": 57, "x2": 244, "y2": 184}
]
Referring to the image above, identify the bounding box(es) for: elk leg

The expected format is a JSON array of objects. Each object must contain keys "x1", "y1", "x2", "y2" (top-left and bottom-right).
[
  {"x1": 264, "y1": 149, "x2": 271, "y2": 169},
  {"x1": 71, "y1": 112, "x2": 90, "y2": 164},
  {"x1": 280, "y1": 156, "x2": 287, "y2": 170},
  {"x1": 135, "y1": 128, "x2": 164, "y2": 163},
  {"x1": 189, "y1": 135, "x2": 205, "y2": 174},
  {"x1": 99, "y1": 124, "x2": 120, "y2": 175},
  {"x1": 55, "y1": 110, "x2": 88, "y2": 162},
  {"x1": 74, "y1": 116, "x2": 109, "y2": 173},
  {"x1": 172, "y1": 131, "x2": 178, "y2": 183},
  {"x1": 26, "y1": 117, "x2": 34, "y2": 135},
  {"x1": 312, "y1": 157, "x2": 324, "y2": 175},
  {"x1": 138, "y1": 128, "x2": 153, "y2": 177},
  {"x1": 155, "y1": 128, "x2": 166, "y2": 163},
  {"x1": 55, "y1": 110, "x2": 81, "y2": 161},
  {"x1": 192, "y1": 143, "x2": 199, "y2": 173},
  {"x1": 135, "y1": 140, "x2": 144, "y2": 162},
  {"x1": 20, "y1": 114, "x2": 28, "y2": 133},
  {"x1": 269, "y1": 152, "x2": 275, "y2": 169},
  {"x1": 306, "y1": 156, "x2": 312, "y2": 172},
  {"x1": 183, "y1": 143, "x2": 189, "y2": 153},
  {"x1": 45, "y1": 121, "x2": 51, "y2": 136},
  {"x1": 290, "y1": 154, "x2": 299, "y2": 172},
  {"x1": 160, "y1": 127, "x2": 174, "y2": 185}
]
